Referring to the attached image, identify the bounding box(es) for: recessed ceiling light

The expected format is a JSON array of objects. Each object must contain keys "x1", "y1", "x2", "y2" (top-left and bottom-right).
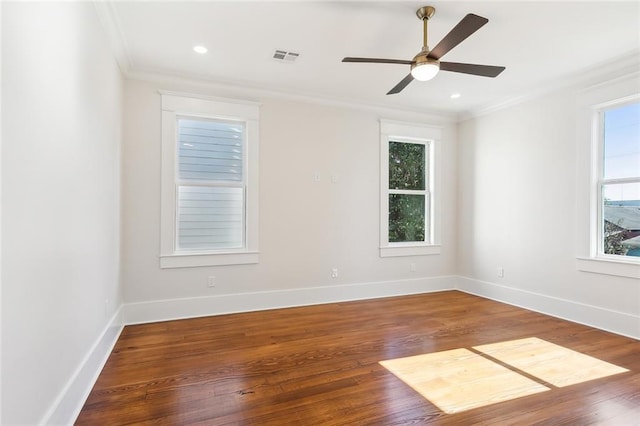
[
  {"x1": 193, "y1": 45, "x2": 208, "y2": 54},
  {"x1": 450, "y1": 93, "x2": 461, "y2": 99}
]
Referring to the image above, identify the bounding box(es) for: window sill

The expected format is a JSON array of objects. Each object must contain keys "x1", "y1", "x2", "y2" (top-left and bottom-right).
[
  {"x1": 576, "y1": 257, "x2": 640, "y2": 279},
  {"x1": 380, "y1": 245, "x2": 441, "y2": 258},
  {"x1": 160, "y1": 251, "x2": 259, "y2": 268}
]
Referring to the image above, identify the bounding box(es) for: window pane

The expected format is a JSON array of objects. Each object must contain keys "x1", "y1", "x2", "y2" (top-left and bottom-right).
[
  {"x1": 603, "y1": 182, "x2": 640, "y2": 257},
  {"x1": 178, "y1": 118, "x2": 244, "y2": 181},
  {"x1": 389, "y1": 194, "x2": 425, "y2": 242},
  {"x1": 177, "y1": 186, "x2": 244, "y2": 250},
  {"x1": 603, "y1": 102, "x2": 640, "y2": 180},
  {"x1": 389, "y1": 141, "x2": 425, "y2": 190}
]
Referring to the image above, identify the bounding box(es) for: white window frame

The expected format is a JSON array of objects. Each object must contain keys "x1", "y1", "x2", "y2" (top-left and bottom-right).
[
  {"x1": 575, "y1": 74, "x2": 640, "y2": 279},
  {"x1": 160, "y1": 92, "x2": 260, "y2": 268},
  {"x1": 380, "y1": 119, "x2": 442, "y2": 257},
  {"x1": 594, "y1": 98, "x2": 640, "y2": 261}
]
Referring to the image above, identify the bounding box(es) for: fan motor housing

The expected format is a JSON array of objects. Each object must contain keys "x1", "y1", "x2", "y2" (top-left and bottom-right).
[{"x1": 412, "y1": 52, "x2": 439, "y2": 68}]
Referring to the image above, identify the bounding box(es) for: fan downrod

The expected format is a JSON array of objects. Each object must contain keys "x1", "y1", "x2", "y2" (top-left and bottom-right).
[{"x1": 416, "y1": 6, "x2": 435, "y2": 51}]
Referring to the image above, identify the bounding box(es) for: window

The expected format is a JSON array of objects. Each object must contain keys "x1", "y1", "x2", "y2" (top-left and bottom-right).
[
  {"x1": 160, "y1": 93, "x2": 259, "y2": 268},
  {"x1": 576, "y1": 75, "x2": 639, "y2": 279},
  {"x1": 388, "y1": 141, "x2": 428, "y2": 243},
  {"x1": 380, "y1": 120, "x2": 441, "y2": 257},
  {"x1": 598, "y1": 101, "x2": 640, "y2": 260}
]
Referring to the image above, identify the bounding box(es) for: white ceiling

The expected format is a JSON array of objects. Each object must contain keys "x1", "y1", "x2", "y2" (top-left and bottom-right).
[{"x1": 105, "y1": 1, "x2": 640, "y2": 115}]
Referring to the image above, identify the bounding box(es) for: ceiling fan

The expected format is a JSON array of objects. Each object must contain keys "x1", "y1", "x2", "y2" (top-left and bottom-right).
[{"x1": 342, "y1": 6, "x2": 505, "y2": 95}]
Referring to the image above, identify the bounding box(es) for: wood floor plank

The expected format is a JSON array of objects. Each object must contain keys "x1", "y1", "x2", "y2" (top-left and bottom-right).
[{"x1": 76, "y1": 291, "x2": 640, "y2": 425}]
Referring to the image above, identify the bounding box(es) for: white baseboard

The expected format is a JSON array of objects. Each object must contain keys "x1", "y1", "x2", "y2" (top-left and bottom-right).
[
  {"x1": 41, "y1": 307, "x2": 124, "y2": 426},
  {"x1": 124, "y1": 276, "x2": 457, "y2": 325},
  {"x1": 47, "y1": 276, "x2": 454, "y2": 425},
  {"x1": 456, "y1": 276, "x2": 640, "y2": 340},
  {"x1": 56, "y1": 274, "x2": 637, "y2": 425}
]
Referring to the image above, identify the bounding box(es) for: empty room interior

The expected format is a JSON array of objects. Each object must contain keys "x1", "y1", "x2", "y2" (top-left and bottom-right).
[{"x1": 2, "y1": 1, "x2": 640, "y2": 425}]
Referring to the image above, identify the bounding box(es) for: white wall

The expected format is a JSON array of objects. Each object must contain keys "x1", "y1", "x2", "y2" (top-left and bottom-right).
[
  {"x1": 121, "y1": 78, "x2": 458, "y2": 322},
  {"x1": 1, "y1": 3, "x2": 635, "y2": 423},
  {"x1": 457, "y1": 74, "x2": 640, "y2": 338},
  {"x1": 1, "y1": 3, "x2": 122, "y2": 424}
]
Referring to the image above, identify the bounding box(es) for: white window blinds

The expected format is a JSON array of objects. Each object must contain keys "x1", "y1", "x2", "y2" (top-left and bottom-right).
[
  {"x1": 176, "y1": 118, "x2": 245, "y2": 250},
  {"x1": 178, "y1": 118, "x2": 243, "y2": 181}
]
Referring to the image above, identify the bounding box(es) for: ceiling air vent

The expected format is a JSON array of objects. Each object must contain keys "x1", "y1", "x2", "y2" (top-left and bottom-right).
[{"x1": 272, "y1": 49, "x2": 299, "y2": 63}]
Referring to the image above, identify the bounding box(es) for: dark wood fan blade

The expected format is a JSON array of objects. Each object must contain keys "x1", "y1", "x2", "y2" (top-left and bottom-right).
[
  {"x1": 387, "y1": 74, "x2": 414, "y2": 95},
  {"x1": 428, "y1": 14, "x2": 488, "y2": 60},
  {"x1": 440, "y1": 61, "x2": 505, "y2": 77},
  {"x1": 342, "y1": 57, "x2": 413, "y2": 65}
]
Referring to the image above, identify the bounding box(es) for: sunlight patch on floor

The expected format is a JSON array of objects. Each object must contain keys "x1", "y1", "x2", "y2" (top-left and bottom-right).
[
  {"x1": 380, "y1": 337, "x2": 629, "y2": 414},
  {"x1": 379, "y1": 348, "x2": 549, "y2": 414},
  {"x1": 473, "y1": 337, "x2": 629, "y2": 387}
]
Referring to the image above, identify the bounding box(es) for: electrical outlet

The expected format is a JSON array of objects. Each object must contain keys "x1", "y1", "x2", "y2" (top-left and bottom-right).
[
  {"x1": 331, "y1": 268, "x2": 338, "y2": 278},
  {"x1": 410, "y1": 263, "x2": 416, "y2": 272},
  {"x1": 497, "y1": 267, "x2": 504, "y2": 278},
  {"x1": 208, "y1": 276, "x2": 216, "y2": 287}
]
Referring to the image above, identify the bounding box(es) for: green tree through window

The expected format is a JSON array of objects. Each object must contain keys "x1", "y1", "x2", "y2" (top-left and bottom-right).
[
  {"x1": 388, "y1": 141, "x2": 426, "y2": 242},
  {"x1": 389, "y1": 142, "x2": 425, "y2": 190}
]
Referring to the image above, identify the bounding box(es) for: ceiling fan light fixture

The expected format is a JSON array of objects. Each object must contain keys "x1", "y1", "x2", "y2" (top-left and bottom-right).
[
  {"x1": 342, "y1": 6, "x2": 504, "y2": 94},
  {"x1": 411, "y1": 60, "x2": 439, "y2": 81}
]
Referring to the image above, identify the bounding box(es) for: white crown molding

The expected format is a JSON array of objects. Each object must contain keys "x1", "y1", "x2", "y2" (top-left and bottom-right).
[
  {"x1": 92, "y1": 0, "x2": 637, "y2": 124},
  {"x1": 460, "y1": 50, "x2": 640, "y2": 122},
  {"x1": 125, "y1": 68, "x2": 459, "y2": 124},
  {"x1": 88, "y1": 0, "x2": 455, "y2": 123},
  {"x1": 124, "y1": 52, "x2": 639, "y2": 125},
  {"x1": 93, "y1": 0, "x2": 133, "y2": 73}
]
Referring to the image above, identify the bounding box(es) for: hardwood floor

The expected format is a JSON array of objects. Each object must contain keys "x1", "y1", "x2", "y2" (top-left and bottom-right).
[{"x1": 76, "y1": 291, "x2": 640, "y2": 425}]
